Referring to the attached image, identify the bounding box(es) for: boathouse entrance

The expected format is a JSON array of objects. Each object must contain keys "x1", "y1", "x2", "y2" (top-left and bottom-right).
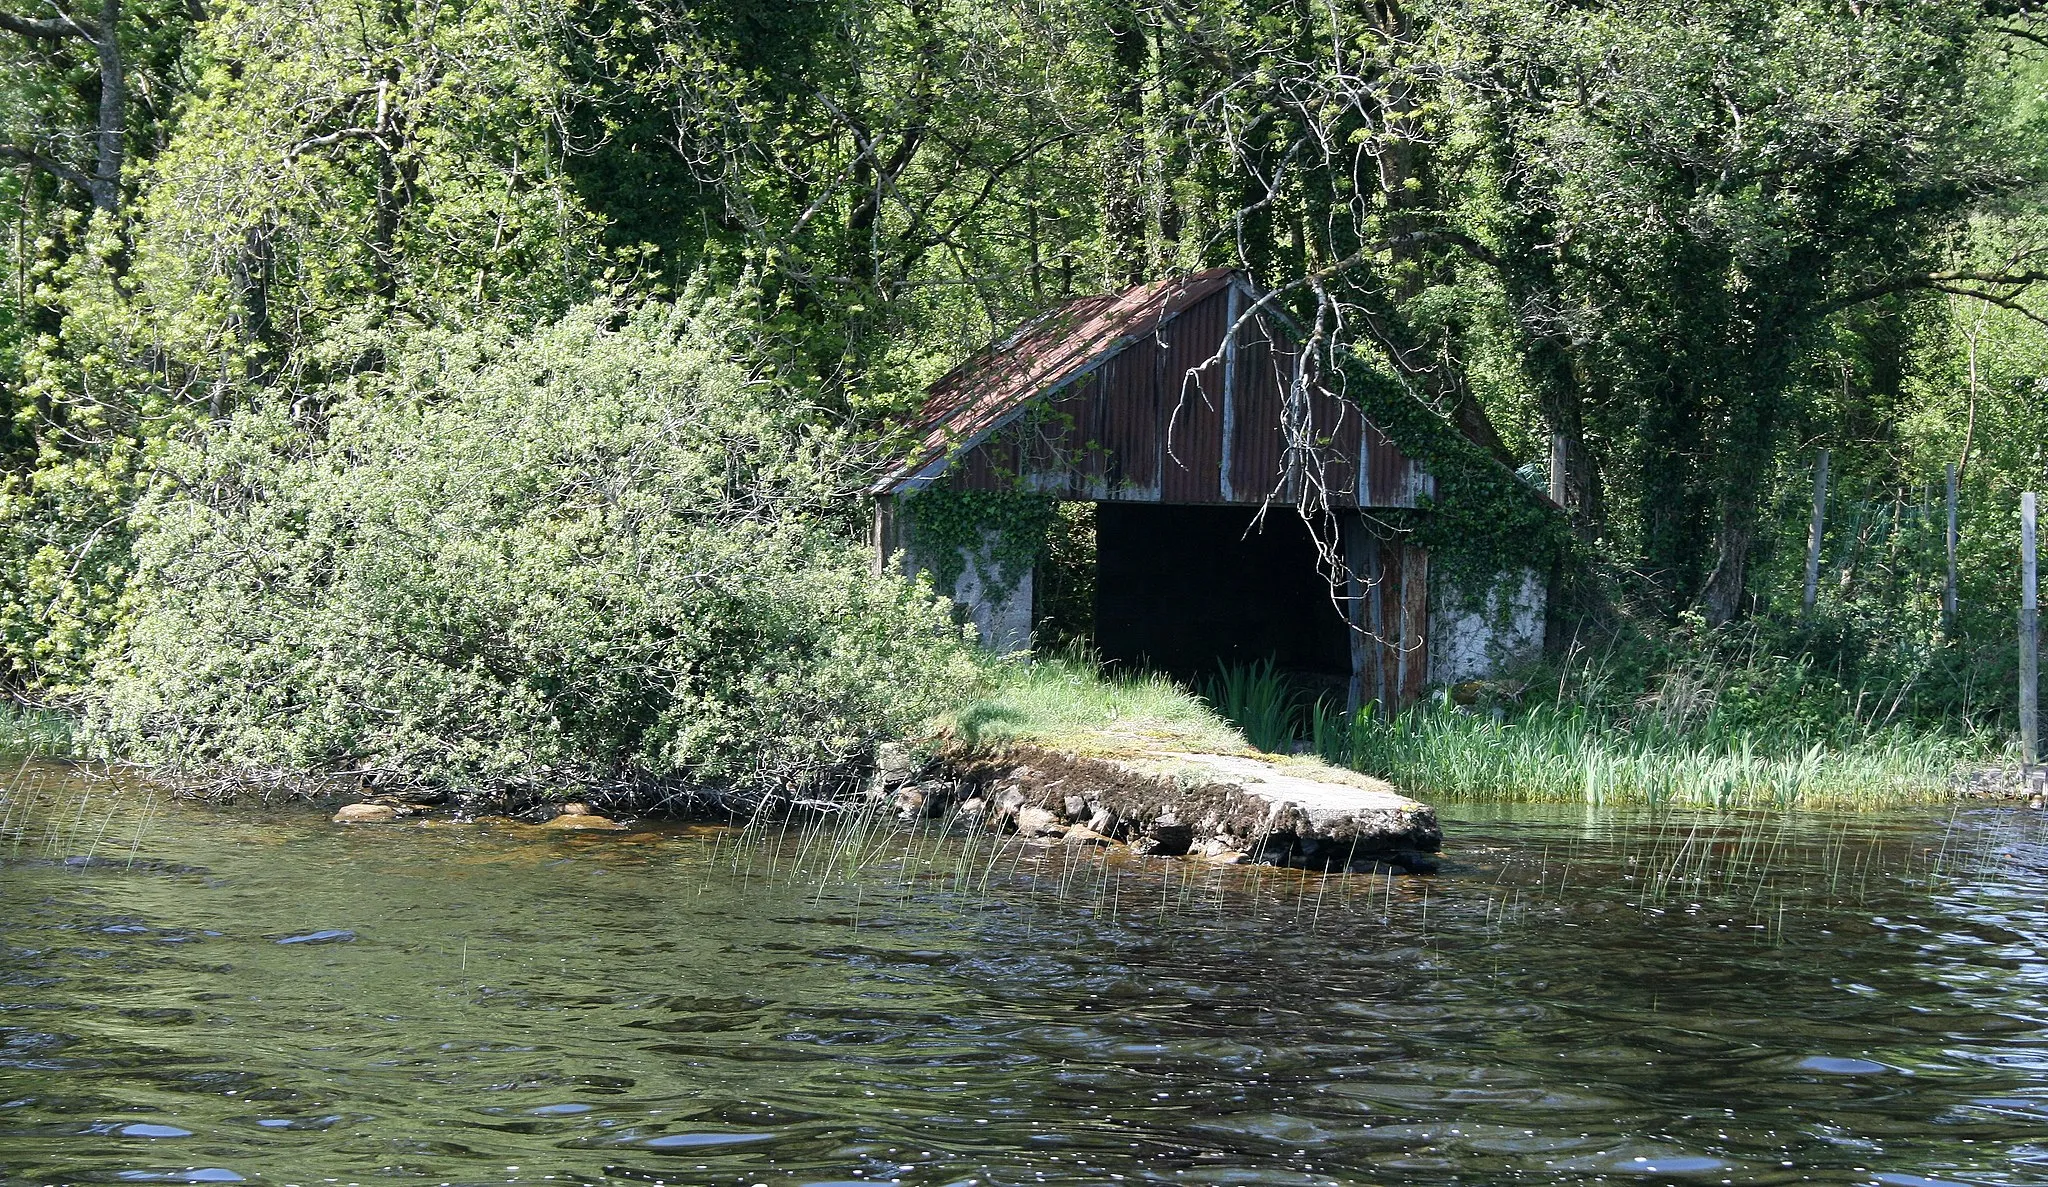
[{"x1": 873, "y1": 268, "x2": 1506, "y2": 711}]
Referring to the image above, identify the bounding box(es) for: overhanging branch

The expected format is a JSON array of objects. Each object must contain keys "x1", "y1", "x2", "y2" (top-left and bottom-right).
[
  {"x1": 0, "y1": 142, "x2": 92, "y2": 192},
  {"x1": 1823, "y1": 268, "x2": 2048, "y2": 315},
  {"x1": 0, "y1": 7, "x2": 98, "y2": 39}
]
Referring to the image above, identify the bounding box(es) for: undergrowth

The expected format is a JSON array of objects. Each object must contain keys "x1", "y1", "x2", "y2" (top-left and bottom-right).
[{"x1": 1192, "y1": 630, "x2": 1997, "y2": 807}]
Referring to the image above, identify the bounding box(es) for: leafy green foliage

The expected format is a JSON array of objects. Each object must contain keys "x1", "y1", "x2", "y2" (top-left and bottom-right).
[
  {"x1": 0, "y1": 0, "x2": 2044, "y2": 773},
  {"x1": 82, "y1": 297, "x2": 976, "y2": 799},
  {"x1": 1335, "y1": 354, "x2": 1571, "y2": 597},
  {"x1": 901, "y1": 486, "x2": 1058, "y2": 601}
]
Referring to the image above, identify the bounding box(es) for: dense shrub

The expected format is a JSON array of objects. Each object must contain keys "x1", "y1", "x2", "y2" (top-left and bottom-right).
[{"x1": 83, "y1": 298, "x2": 976, "y2": 801}]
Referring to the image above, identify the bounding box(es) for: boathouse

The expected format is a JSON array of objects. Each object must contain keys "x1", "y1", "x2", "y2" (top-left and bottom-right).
[{"x1": 873, "y1": 268, "x2": 1545, "y2": 710}]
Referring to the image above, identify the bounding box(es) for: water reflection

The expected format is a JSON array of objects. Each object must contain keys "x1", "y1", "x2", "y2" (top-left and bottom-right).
[{"x1": 1, "y1": 760, "x2": 2044, "y2": 1185}]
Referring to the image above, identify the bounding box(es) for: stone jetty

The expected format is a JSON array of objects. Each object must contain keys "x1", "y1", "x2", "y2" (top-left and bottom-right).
[{"x1": 885, "y1": 741, "x2": 1441, "y2": 873}]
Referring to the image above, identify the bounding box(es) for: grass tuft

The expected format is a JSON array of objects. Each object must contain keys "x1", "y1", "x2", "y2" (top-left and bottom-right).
[
  {"x1": 1199, "y1": 658, "x2": 1303, "y2": 754},
  {"x1": 937, "y1": 650, "x2": 1252, "y2": 758}
]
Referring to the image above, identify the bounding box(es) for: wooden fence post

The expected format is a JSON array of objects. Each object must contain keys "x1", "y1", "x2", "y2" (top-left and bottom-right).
[
  {"x1": 2022, "y1": 491, "x2": 2039, "y2": 770},
  {"x1": 1945, "y1": 463, "x2": 1959, "y2": 627},
  {"x1": 1804, "y1": 449, "x2": 1830, "y2": 613}
]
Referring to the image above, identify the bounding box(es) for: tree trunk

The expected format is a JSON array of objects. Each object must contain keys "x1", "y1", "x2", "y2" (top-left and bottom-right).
[
  {"x1": 1696, "y1": 496, "x2": 1757, "y2": 626},
  {"x1": 89, "y1": 0, "x2": 123, "y2": 217}
]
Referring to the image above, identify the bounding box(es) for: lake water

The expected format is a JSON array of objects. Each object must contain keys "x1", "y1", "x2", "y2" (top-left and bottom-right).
[{"x1": 2, "y1": 759, "x2": 2044, "y2": 1186}]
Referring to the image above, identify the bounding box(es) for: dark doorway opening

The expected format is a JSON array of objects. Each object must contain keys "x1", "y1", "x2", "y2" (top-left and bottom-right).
[
  {"x1": 1032, "y1": 502, "x2": 1098, "y2": 651},
  {"x1": 1091, "y1": 503, "x2": 1351, "y2": 681}
]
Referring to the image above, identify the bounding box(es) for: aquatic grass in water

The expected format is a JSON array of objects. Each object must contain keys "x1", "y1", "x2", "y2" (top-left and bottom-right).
[
  {"x1": 1334, "y1": 696, "x2": 1979, "y2": 809},
  {"x1": 7, "y1": 757, "x2": 2048, "y2": 1187}
]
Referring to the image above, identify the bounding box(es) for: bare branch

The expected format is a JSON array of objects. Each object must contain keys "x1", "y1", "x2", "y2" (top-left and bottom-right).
[
  {"x1": 1824, "y1": 268, "x2": 2048, "y2": 314},
  {"x1": 286, "y1": 126, "x2": 389, "y2": 158},
  {"x1": 0, "y1": 7, "x2": 97, "y2": 38},
  {"x1": 0, "y1": 142, "x2": 92, "y2": 192}
]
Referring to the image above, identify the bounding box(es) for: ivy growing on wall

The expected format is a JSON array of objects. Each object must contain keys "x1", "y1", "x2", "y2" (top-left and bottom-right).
[
  {"x1": 901, "y1": 485, "x2": 1060, "y2": 602},
  {"x1": 1335, "y1": 352, "x2": 1574, "y2": 600}
]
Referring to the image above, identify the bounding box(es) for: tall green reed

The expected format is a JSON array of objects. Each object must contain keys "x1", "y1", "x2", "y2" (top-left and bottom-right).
[
  {"x1": 1200, "y1": 658, "x2": 1303, "y2": 753},
  {"x1": 1334, "y1": 693, "x2": 1974, "y2": 808}
]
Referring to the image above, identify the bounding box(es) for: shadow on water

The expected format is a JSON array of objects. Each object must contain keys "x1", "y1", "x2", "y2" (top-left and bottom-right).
[{"x1": 1, "y1": 758, "x2": 2046, "y2": 1185}]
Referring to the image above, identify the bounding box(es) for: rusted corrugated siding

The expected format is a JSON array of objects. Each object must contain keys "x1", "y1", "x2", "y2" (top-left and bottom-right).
[
  {"x1": 1366, "y1": 421, "x2": 1428, "y2": 508},
  {"x1": 1229, "y1": 326, "x2": 1286, "y2": 503},
  {"x1": 900, "y1": 271, "x2": 1429, "y2": 510},
  {"x1": 1159, "y1": 289, "x2": 1227, "y2": 502}
]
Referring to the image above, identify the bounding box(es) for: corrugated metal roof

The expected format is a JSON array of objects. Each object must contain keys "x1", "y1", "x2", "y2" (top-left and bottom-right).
[{"x1": 877, "y1": 268, "x2": 1242, "y2": 493}]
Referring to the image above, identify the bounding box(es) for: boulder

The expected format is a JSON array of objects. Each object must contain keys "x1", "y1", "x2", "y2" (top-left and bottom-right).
[
  {"x1": 538, "y1": 811, "x2": 625, "y2": 831},
  {"x1": 1132, "y1": 821, "x2": 1194, "y2": 856},
  {"x1": 890, "y1": 785, "x2": 929, "y2": 819},
  {"x1": 875, "y1": 742, "x2": 917, "y2": 787},
  {"x1": 1011, "y1": 806, "x2": 1064, "y2": 838},
  {"x1": 333, "y1": 803, "x2": 402, "y2": 824}
]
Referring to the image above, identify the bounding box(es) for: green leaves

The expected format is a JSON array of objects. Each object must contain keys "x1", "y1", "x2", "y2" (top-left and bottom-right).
[{"x1": 85, "y1": 295, "x2": 976, "y2": 799}]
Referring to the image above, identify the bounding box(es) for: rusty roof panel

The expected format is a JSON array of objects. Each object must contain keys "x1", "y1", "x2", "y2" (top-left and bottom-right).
[
  {"x1": 882, "y1": 268, "x2": 1239, "y2": 490},
  {"x1": 882, "y1": 269, "x2": 1432, "y2": 510}
]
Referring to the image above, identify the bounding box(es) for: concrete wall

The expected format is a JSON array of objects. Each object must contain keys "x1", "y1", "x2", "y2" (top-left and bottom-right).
[
  {"x1": 877, "y1": 498, "x2": 1033, "y2": 654},
  {"x1": 1427, "y1": 567, "x2": 1547, "y2": 686},
  {"x1": 950, "y1": 536, "x2": 1034, "y2": 654}
]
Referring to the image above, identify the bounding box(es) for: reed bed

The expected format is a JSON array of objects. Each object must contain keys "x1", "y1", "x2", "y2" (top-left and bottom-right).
[
  {"x1": 0, "y1": 706, "x2": 71, "y2": 759},
  {"x1": 1332, "y1": 700, "x2": 1979, "y2": 809},
  {"x1": 1182, "y1": 657, "x2": 1989, "y2": 809}
]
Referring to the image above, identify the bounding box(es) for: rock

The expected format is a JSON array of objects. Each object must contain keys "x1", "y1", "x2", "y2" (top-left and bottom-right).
[
  {"x1": 1085, "y1": 804, "x2": 1118, "y2": 835},
  {"x1": 1061, "y1": 825, "x2": 1115, "y2": 847},
  {"x1": 1062, "y1": 794, "x2": 1088, "y2": 821},
  {"x1": 1012, "y1": 806, "x2": 1064, "y2": 837},
  {"x1": 954, "y1": 796, "x2": 988, "y2": 822},
  {"x1": 333, "y1": 803, "x2": 402, "y2": 824},
  {"x1": 1201, "y1": 848, "x2": 1251, "y2": 864},
  {"x1": 890, "y1": 786, "x2": 929, "y2": 819},
  {"x1": 1133, "y1": 821, "x2": 1194, "y2": 856},
  {"x1": 1394, "y1": 849, "x2": 1441, "y2": 874},
  {"x1": 876, "y1": 742, "x2": 916, "y2": 787},
  {"x1": 538, "y1": 811, "x2": 625, "y2": 831},
  {"x1": 556, "y1": 802, "x2": 596, "y2": 816},
  {"x1": 996, "y1": 786, "x2": 1028, "y2": 814}
]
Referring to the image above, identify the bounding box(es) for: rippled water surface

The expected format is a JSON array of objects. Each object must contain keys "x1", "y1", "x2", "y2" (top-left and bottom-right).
[{"x1": 3, "y1": 760, "x2": 2046, "y2": 1186}]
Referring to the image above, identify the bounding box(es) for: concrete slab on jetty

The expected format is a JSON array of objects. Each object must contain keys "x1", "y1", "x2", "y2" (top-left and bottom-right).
[{"x1": 924, "y1": 742, "x2": 1442, "y2": 872}]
